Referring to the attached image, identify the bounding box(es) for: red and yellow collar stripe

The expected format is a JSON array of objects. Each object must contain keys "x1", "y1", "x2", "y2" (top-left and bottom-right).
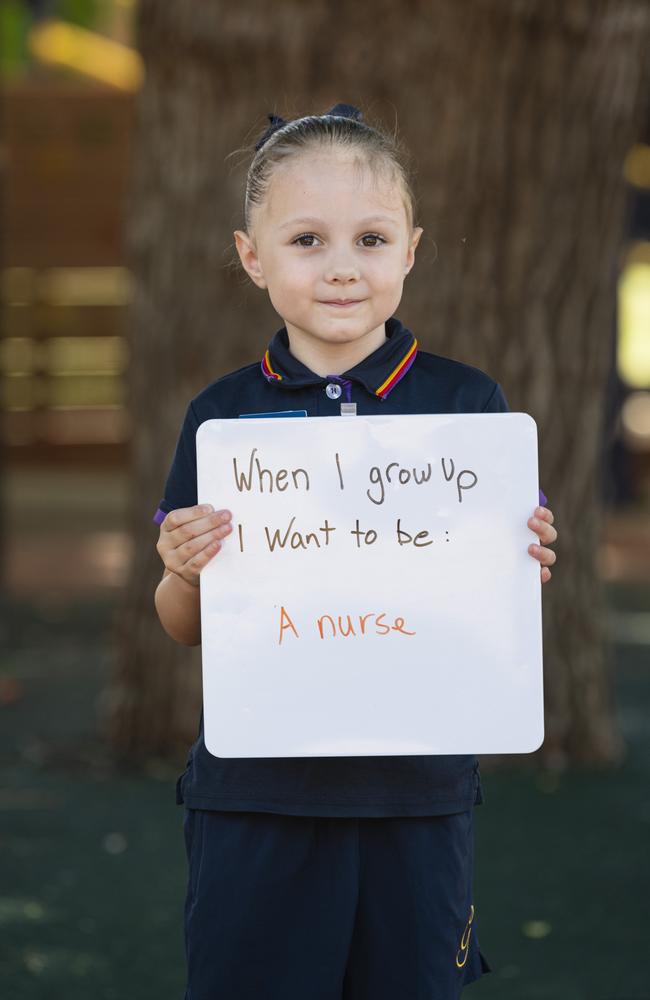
[
  {"x1": 261, "y1": 350, "x2": 283, "y2": 381},
  {"x1": 375, "y1": 338, "x2": 418, "y2": 399}
]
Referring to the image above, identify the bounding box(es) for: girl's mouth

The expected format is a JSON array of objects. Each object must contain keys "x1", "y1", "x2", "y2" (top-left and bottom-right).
[{"x1": 320, "y1": 299, "x2": 364, "y2": 308}]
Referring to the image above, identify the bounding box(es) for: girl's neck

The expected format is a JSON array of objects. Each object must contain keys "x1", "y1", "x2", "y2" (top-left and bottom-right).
[{"x1": 285, "y1": 322, "x2": 388, "y2": 377}]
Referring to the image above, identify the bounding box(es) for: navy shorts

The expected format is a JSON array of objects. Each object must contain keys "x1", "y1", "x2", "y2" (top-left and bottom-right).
[{"x1": 182, "y1": 807, "x2": 491, "y2": 999}]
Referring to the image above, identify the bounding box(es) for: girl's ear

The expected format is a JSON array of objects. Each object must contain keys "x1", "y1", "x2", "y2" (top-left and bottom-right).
[
  {"x1": 233, "y1": 229, "x2": 267, "y2": 289},
  {"x1": 405, "y1": 226, "x2": 424, "y2": 274}
]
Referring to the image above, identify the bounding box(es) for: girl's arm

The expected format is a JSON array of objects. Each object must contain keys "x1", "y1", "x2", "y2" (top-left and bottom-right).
[
  {"x1": 154, "y1": 505, "x2": 233, "y2": 645},
  {"x1": 154, "y1": 568, "x2": 202, "y2": 646}
]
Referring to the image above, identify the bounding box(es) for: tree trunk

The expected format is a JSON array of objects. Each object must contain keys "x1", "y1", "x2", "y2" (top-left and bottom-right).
[{"x1": 103, "y1": 0, "x2": 650, "y2": 768}]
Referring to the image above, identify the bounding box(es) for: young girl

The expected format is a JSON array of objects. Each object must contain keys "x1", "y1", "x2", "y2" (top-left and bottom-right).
[{"x1": 153, "y1": 103, "x2": 557, "y2": 999}]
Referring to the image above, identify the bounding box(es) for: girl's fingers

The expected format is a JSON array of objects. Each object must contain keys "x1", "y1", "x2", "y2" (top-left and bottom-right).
[
  {"x1": 157, "y1": 508, "x2": 231, "y2": 557},
  {"x1": 162, "y1": 504, "x2": 212, "y2": 530},
  {"x1": 156, "y1": 508, "x2": 233, "y2": 579},
  {"x1": 163, "y1": 506, "x2": 231, "y2": 539},
  {"x1": 536, "y1": 505, "x2": 554, "y2": 525},
  {"x1": 528, "y1": 507, "x2": 557, "y2": 583},
  {"x1": 186, "y1": 538, "x2": 222, "y2": 569},
  {"x1": 531, "y1": 520, "x2": 557, "y2": 544},
  {"x1": 528, "y1": 543, "x2": 557, "y2": 567},
  {"x1": 177, "y1": 529, "x2": 231, "y2": 585},
  {"x1": 528, "y1": 507, "x2": 557, "y2": 544},
  {"x1": 526, "y1": 506, "x2": 557, "y2": 584},
  {"x1": 180, "y1": 523, "x2": 232, "y2": 562}
]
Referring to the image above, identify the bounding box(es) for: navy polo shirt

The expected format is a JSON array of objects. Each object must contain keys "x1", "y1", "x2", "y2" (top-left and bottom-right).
[{"x1": 154, "y1": 315, "x2": 536, "y2": 817}]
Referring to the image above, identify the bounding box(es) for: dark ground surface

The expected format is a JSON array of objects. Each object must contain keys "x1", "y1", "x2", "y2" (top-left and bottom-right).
[{"x1": 0, "y1": 584, "x2": 649, "y2": 1000}]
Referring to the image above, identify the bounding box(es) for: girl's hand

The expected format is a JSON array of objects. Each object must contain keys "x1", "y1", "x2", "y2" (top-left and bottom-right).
[
  {"x1": 527, "y1": 505, "x2": 557, "y2": 584},
  {"x1": 156, "y1": 504, "x2": 233, "y2": 588}
]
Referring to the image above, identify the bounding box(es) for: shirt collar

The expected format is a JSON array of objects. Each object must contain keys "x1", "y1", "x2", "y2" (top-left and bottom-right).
[{"x1": 260, "y1": 315, "x2": 418, "y2": 400}]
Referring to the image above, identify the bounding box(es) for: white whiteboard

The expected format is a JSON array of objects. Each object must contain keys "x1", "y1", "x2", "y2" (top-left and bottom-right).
[{"x1": 196, "y1": 413, "x2": 544, "y2": 757}]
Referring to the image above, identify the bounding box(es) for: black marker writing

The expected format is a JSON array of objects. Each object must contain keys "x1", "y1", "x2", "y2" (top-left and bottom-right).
[
  {"x1": 441, "y1": 457, "x2": 455, "y2": 482},
  {"x1": 367, "y1": 461, "x2": 433, "y2": 505},
  {"x1": 396, "y1": 518, "x2": 433, "y2": 547},
  {"x1": 455, "y1": 470, "x2": 478, "y2": 503},
  {"x1": 335, "y1": 452, "x2": 345, "y2": 490},
  {"x1": 441, "y1": 458, "x2": 478, "y2": 502},
  {"x1": 264, "y1": 517, "x2": 336, "y2": 551},
  {"x1": 233, "y1": 448, "x2": 310, "y2": 493},
  {"x1": 350, "y1": 519, "x2": 378, "y2": 547}
]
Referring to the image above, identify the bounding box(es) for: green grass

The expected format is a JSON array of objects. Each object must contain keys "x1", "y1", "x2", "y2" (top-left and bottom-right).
[{"x1": 1, "y1": 589, "x2": 648, "y2": 999}]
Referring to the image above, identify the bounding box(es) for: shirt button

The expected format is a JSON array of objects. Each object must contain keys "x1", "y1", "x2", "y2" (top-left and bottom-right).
[{"x1": 326, "y1": 383, "x2": 342, "y2": 399}]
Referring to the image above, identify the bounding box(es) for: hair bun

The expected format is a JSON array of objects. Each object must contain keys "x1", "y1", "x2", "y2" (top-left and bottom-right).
[{"x1": 324, "y1": 102, "x2": 364, "y2": 122}]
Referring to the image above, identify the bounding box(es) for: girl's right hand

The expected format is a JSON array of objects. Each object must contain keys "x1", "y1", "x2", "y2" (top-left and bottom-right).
[{"x1": 156, "y1": 504, "x2": 232, "y2": 588}]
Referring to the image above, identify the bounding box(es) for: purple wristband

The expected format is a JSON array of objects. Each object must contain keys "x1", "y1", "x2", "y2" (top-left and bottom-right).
[
  {"x1": 152, "y1": 507, "x2": 167, "y2": 525},
  {"x1": 538, "y1": 488, "x2": 547, "y2": 507}
]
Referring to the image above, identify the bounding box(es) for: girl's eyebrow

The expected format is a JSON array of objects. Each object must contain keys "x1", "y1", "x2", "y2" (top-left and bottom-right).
[{"x1": 278, "y1": 215, "x2": 399, "y2": 230}]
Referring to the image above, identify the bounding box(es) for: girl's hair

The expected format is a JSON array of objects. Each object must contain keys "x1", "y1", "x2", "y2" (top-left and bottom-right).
[{"x1": 235, "y1": 102, "x2": 419, "y2": 239}]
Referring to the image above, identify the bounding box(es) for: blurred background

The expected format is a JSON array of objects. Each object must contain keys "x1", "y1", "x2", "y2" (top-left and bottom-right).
[{"x1": 1, "y1": 1, "x2": 649, "y2": 998}]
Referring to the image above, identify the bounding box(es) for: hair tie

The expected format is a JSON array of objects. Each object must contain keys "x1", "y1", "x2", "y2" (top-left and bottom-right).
[
  {"x1": 254, "y1": 113, "x2": 287, "y2": 151},
  {"x1": 324, "y1": 102, "x2": 364, "y2": 122},
  {"x1": 254, "y1": 103, "x2": 364, "y2": 153}
]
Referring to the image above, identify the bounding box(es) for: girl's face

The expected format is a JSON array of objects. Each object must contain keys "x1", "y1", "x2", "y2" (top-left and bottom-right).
[{"x1": 234, "y1": 149, "x2": 423, "y2": 374}]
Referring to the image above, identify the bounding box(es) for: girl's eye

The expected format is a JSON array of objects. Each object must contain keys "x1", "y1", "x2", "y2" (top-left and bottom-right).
[
  {"x1": 291, "y1": 233, "x2": 387, "y2": 248},
  {"x1": 360, "y1": 233, "x2": 386, "y2": 247},
  {"x1": 292, "y1": 234, "x2": 319, "y2": 247}
]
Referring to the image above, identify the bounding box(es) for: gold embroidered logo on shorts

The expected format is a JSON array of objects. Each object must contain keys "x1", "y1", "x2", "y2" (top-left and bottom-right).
[{"x1": 455, "y1": 904, "x2": 474, "y2": 968}]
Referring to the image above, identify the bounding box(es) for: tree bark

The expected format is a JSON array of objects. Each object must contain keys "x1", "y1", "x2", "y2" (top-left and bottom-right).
[{"x1": 104, "y1": 0, "x2": 650, "y2": 767}]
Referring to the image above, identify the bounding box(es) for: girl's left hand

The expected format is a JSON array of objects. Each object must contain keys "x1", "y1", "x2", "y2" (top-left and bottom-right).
[{"x1": 527, "y1": 506, "x2": 557, "y2": 584}]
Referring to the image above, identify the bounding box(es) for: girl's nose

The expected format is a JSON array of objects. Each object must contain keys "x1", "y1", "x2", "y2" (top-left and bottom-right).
[
  {"x1": 325, "y1": 266, "x2": 361, "y2": 282},
  {"x1": 324, "y1": 255, "x2": 361, "y2": 282}
]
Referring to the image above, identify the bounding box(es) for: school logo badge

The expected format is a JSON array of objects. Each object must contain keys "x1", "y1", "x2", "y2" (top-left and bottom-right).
[{"x1": 455, "y1": 904, "x2": 474, "y2": 968}]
